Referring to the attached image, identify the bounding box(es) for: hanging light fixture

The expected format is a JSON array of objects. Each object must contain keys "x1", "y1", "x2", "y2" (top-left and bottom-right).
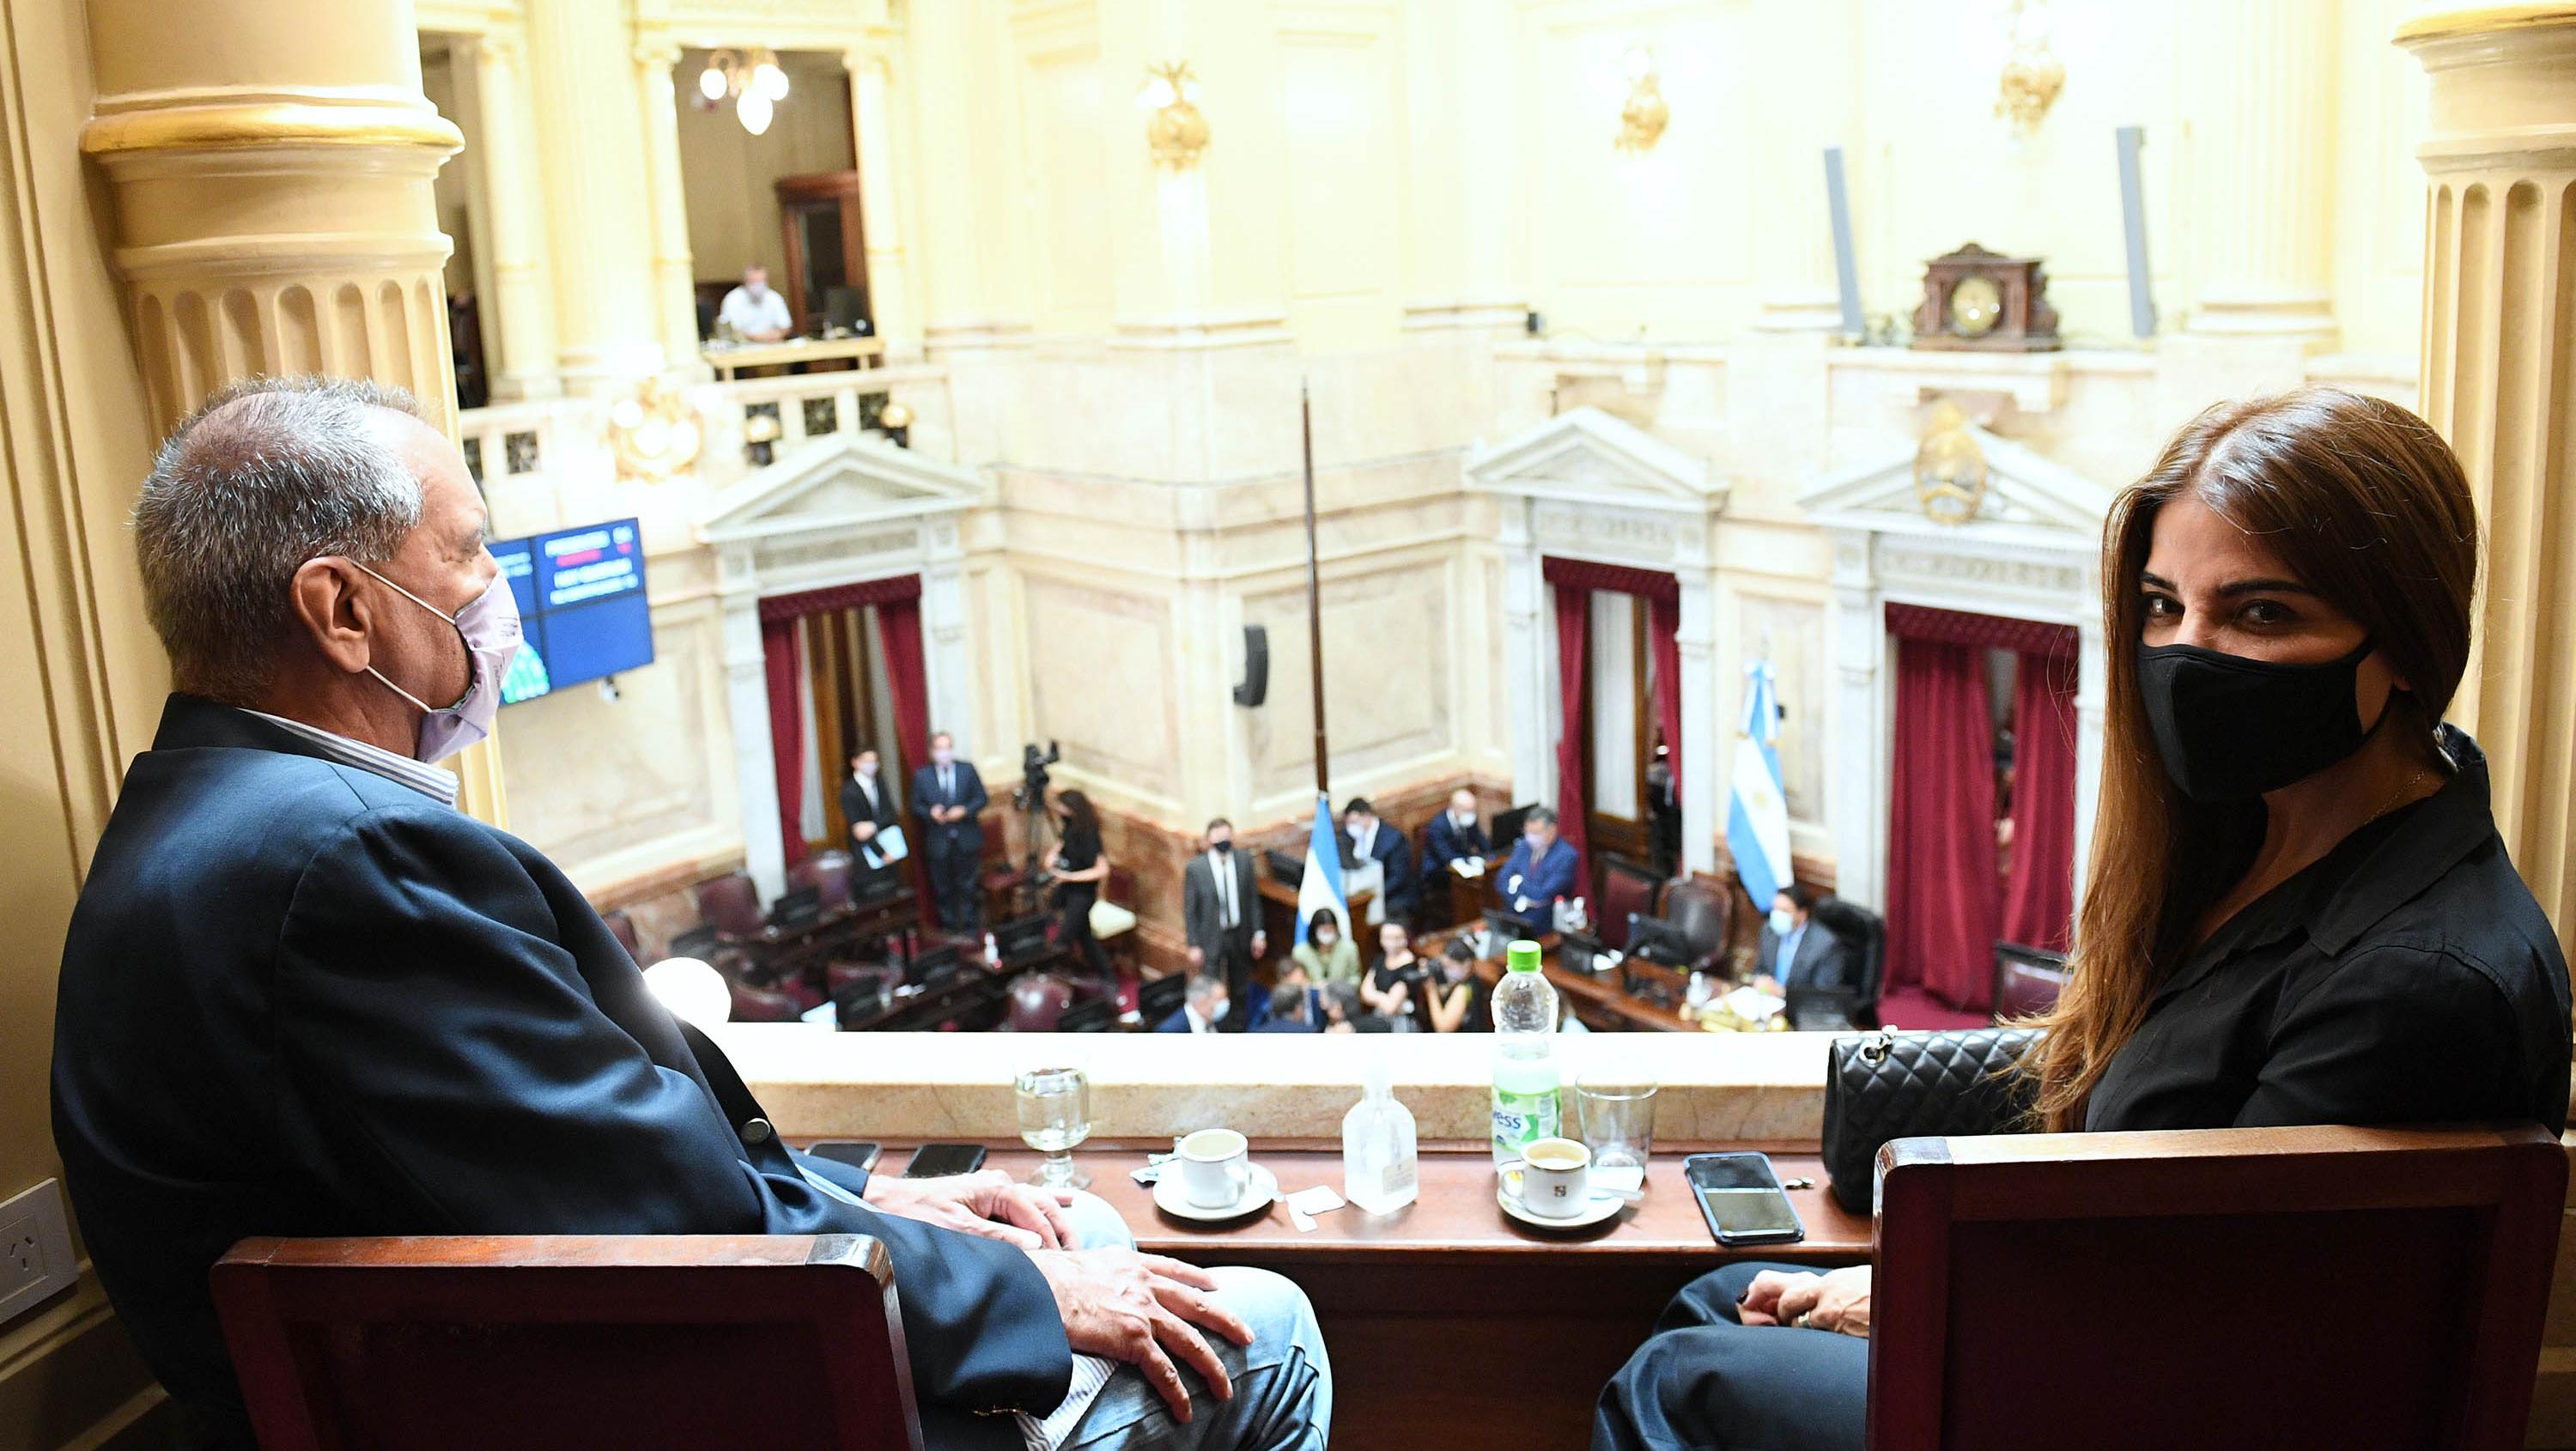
[{"x1": 698, "y1": 46, "x2": 791, "y2": 136}]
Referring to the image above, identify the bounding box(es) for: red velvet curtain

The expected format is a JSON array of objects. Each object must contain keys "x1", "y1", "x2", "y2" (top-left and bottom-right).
[
  {"x1": 760, "y1": 616, "x2": 806, "y2": 870},
  {"x1": 1552, "y1": 585, "x2": 1590, "y2": 877},
  {"x1": 2002, "y1": 647, "x2": 2078, "y2": 953},
  {"x1": 874, "y1": 592, "x2": 936, "y2": 922},
  {"x1": 1649, "y1": 593, "x2": 1682, "y2": 792},
  {"x1": 1885, "y1": 638, "x2": 1998, "y2": 1009}
]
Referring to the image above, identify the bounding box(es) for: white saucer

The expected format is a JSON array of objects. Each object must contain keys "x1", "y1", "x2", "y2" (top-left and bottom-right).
[
  {"x1": 1153, "y1": 1163, "x2": 1280, "y2": 1223},
  {"x1": 1497, "y1": 1172, "x2": 1627, "y2": 1230}
]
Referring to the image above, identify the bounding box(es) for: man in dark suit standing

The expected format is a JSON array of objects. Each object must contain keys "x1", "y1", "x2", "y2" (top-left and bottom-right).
[
  {"x1": 911, "y1": 732, "x2": 987, "y2": 932},
  {"x1": 840, "y1": 746, "x2": 902, "y2": 896},
  {"x1": 52, "y1": 379, "x2": 1327, "y2": 1451},
  {"x1": 1419, "y1": 787, "x2": 1493, "y2": 902},
  {"x1": 1341, "y1": 798, "x2": 1416, "y2": 926},
  {"x1": 1182, "y1": 819, "x2": 1266, "y2": 1034},
  {"x1": 1753, "y1": 883, "x2": 1856, "y2": 997}
]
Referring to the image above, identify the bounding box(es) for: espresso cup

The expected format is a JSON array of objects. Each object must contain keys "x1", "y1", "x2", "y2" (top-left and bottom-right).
[
  {"x1": 1506, "y1": 1136, "x2": 1592, "y2": 1218},
  {"x1": 1178, "y1": 1127, "x2": 1252, "y2": 1209}
]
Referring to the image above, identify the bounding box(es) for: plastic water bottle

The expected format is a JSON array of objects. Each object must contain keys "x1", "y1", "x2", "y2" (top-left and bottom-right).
[
  {"x1": 1341, "y1": 1051, "x2": 1419, "y2": 1215},
  {"x1": 1490, "y1": 938, "x2": 1562, "y2": 1164},
  {"x1": 982, "y1": 932, "x2": 1000, "y2": 968}
]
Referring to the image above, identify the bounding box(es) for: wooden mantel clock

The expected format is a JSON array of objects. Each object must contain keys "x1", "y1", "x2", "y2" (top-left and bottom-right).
[{"x1": 1911, "y1": 242, "x2": 2060, "y2": 352}]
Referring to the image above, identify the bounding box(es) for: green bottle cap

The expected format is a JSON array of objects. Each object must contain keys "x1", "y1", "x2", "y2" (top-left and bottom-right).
[{"x1": 1505, "y1": 939, "x2": 1543, "y2": 973}]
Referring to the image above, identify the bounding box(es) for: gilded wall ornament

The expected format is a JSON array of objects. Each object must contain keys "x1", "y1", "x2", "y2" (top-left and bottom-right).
[{"x1": 1913, "y1": 401, "x2": 1990, "y2": 526}]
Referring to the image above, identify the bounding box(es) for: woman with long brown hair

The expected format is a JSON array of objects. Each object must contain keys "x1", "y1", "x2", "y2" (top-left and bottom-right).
[
  {"x1": 1047, "y1": 788, "x2": 1115, "y2": 985},
  {"x1": 1595, "y1": 387, "x2": 2573, "y2": 1451}
]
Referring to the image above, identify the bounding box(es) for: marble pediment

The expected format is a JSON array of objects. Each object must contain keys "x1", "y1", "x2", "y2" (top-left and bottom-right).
[
  {"x1": 700, "y1": 434, "x2": 988, "y2": 545},
  {"x1": 1465, "y1": 406, "x2": 1727, "y2": 514},
  {"x1": 1796, "y1": 423, "x2": 2113, "y2": 539}
]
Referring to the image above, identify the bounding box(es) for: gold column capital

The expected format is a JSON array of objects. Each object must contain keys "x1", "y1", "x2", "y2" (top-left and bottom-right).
[
  {"x1": 2395, "y1": 3, "x2": 2576, "y2": 43},
  {"x1": 82, "y1": 93, "x2": 461, "y2": 161}
]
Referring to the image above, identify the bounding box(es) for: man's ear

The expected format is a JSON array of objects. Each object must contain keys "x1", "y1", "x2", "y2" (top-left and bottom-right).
[{"x1": 287, "y1": 558, "x2": 377, "y2": 675}]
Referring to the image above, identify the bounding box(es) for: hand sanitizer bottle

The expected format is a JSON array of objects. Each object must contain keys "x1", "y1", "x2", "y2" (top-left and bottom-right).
[{"x1": 1342, "y1": 1052, "x2": 1419, "y2": 1215}]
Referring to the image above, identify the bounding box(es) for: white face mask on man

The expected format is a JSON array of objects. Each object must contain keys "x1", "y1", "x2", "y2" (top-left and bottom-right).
[{"x1": 351, "y1": 562, "x2": 519, "y2": 763}]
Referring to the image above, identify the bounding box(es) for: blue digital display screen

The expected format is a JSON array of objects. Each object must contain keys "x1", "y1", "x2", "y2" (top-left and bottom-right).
[{"x1": 490, "y1": 519, "x2": 653, "y2": 705}]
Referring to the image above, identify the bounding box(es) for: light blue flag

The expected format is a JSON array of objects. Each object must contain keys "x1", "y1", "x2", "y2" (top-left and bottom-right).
[
  {"x1": 1728, "y1": 659, "x2": 1794, "y2": 907},
  {"x1": 1294, "y1": 791, "x2": 1351, "y2": 947}
]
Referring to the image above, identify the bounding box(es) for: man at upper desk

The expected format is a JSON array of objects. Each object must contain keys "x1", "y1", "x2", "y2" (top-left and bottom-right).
[
  {"x1": 1492, "y1": 806, "x2": 1578, "y2": 937},
  {"x1": 1181, "y1": 819, "x2": 1267, "y2": 1034},
  {"x1": 913, "y1": 732, "x2": 989, "y2": 932},
  {"x1": 51, "y1": 378, "x2": 1327, "y2": 1451},
  {"x1": 1342, "y1": 797, "x2": 1416, "y2": 926},
  {"x1": 841, "y1": 745, "x2": 903, "y2": 896},
  {"x1": 1420, "y1": 788, "x2": 1492, "y2": 897},
  {"x1": 716, "y1": 262, "x2": 794, "y2": 342},
  {"x1": 1753, "y1": 883, "x2": 1856, "y2": 998}
]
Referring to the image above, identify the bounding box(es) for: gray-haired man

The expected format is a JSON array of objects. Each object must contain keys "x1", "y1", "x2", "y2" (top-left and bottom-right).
[{"x1": 52, "y1": 377, "x2": 1327, "y2": 1451}]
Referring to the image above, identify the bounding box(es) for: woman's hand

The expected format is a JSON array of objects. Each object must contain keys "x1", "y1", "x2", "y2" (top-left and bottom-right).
[{"x1": 1743, "y1": 1266, "x2": 1872, "y2": 1338}]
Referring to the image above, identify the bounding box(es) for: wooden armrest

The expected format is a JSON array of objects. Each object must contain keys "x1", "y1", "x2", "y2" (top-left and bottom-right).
[{"x1": 219, "y1": 1234, "x2": 891, "y2": 1278}]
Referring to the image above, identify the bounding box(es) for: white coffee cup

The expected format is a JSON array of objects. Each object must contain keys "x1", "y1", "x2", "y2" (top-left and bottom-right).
[
  {"x1": 1504, "y1": 1137, "x2": 1592, "y2": 1218},
  {"x1": 1178, "y1": 1127, "x2": 1252, "y2": 1209}
]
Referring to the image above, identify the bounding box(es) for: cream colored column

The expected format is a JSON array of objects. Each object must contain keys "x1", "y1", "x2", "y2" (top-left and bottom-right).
[
  {"x1": 465, "y1": 29, "x2": 559, "y2": 401},
  {"x1": 82, "y1": 0, "x2": 506, "y2": 823},
  {"x1": 2184, "y1": 0, "x2": 2339, "y2": 343},
  {"x1": 525, "y1": 0, "x2": 663, "y2": 392},
  {"x1": 1750, "y1": 0, "x2": 1855, "y2": 331},
  {"x1": 635, "y1": 36, "x2": 704, "y2": 377},
  {"x1": 2402, "y1": 6, "x2": 2576, "y2": 956},
  {"x1": 847, "y1": 43, "x2": 917, "y2": 359}
]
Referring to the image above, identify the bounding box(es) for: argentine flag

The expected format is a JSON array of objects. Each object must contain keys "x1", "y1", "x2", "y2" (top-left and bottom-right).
[
  {"x1": 1294, "y1": 791, "x2": 1352, "y2": 947},
  {"x1": 1728, "y1": 659, "x2": 1795, "y2": 908}
]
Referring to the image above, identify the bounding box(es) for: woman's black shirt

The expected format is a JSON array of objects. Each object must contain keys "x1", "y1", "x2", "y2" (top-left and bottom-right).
[
  {"x1": 1054, "y1": 823, "x2": 1100, "y2": 908},
  {"x1": 2087, "y1": 728, "x2": 2572, "y2": 1132}
]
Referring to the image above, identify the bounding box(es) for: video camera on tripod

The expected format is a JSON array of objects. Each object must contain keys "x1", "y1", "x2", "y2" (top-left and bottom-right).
[{"x1": 1012, "y1": 740, "x2": 1061, "y2": 812}]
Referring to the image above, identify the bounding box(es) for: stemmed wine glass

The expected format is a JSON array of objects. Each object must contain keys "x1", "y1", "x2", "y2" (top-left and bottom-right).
[{"x1": 1015, "y1": 1065, "x2": 1092, "y2": 1189}]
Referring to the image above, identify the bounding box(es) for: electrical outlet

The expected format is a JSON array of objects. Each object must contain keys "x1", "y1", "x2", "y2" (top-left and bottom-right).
[{"x1": 0, "y1": 1179, "x2": 76, "y2": 1326}]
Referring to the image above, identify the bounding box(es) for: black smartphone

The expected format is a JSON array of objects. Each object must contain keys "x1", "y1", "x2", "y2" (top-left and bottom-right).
[
  {"x1": 901, "y1": 1143, "x2": 988, "y2": 1178},
  {"x1": 806, "y1": 1140, "x2": 880, "y2": 1174},
  {"x1": 1684, "y1": 1151, "x2": 1806, "y2": 1247}
]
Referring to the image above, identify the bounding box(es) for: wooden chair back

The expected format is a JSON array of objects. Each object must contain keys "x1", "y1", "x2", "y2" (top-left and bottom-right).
[
  {"x1": 214, "y1": 1234, "x2": 922, "y2": 1451},
  {"x1": 1869, "y1": 1123, "x2": 2567, "y2": 1451}
]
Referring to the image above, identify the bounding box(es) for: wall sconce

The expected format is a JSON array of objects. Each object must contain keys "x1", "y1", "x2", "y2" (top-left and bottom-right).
[
  {"x1": 608, "y1": 379, "x2": 704, "y2": 483},
  {"x1": 1994, "y1": 0, "x2": 2064, "y2": 138},
  {"x1": 1615, "y1": 46, "x2": 1668, "y2": 154},
  {"x1": 1137, "y1": 62, "x2": 1209, "y2": 169},
  {"x1": 700, "y1": 46, "x2": 791, "y2": 137}
]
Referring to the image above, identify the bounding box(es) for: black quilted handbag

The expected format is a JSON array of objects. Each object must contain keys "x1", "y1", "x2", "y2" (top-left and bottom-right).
[{"x1": 1820, "y1": 1027, "x2": 2042, "y2": 1214}]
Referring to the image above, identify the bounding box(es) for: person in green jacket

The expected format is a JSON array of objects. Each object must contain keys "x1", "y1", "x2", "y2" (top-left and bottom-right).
[{"x1": 1290, "y1": 908, "x2": 1359, "y2": 989}]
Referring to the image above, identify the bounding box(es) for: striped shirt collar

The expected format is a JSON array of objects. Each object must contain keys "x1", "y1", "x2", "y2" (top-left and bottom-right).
[{"x1": 240, "y1": 708, "x2": 459, "y2": 809}]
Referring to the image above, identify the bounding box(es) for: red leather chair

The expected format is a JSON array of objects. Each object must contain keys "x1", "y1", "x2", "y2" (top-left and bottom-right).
[
  {"x1": 692, "y1": 871, "x2": 768, "y2": 942},
  {"x1": 826, "y1": 959, "x2": 902, "y2": 1000},
  {"x1": 1596, "y1": 856, "x2": 1663, "y2": 950},
  {"x1": 1003, "y1": 973, "x2": 1073, "y2": 1032},
  {"x1": 215, "y1": 1235, "x2": 920, "y2": 1450},
  {"x1": 1991, "y1": 942, "x2": 2069, "y2": 1022},
  {"x1": 726, "y1": 977, "x2": 806, "y2": 1023},
  {"x1": 788, "y1": 851, "x2": 854, "y2": 914}
]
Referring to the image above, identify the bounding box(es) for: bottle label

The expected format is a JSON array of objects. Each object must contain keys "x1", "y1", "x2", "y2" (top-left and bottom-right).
[
  {"x1": 1491, "y1": 1090, "x2": 1560, "y2": 1157},
  {"x1": 1382, "y1": 1153, "x2": 1417, "y2": 1197}
]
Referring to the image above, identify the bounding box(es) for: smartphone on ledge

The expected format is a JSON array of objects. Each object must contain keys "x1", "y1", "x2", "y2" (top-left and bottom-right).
[
  {"x1": 805, "y1": 1140, "x2": 880, "y2": 1174},
  {"x1": 1684, "y1": 1151, "x2": 1806, "y2": 1247},
  {"x1": 901, "y1": 1143, "x2": 988, "y2": 1179}
]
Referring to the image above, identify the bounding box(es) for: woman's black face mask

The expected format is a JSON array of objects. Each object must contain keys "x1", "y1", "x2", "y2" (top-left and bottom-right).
[{"x1": 2136, "y1": 636, "x2": 2381, "y2": 802}]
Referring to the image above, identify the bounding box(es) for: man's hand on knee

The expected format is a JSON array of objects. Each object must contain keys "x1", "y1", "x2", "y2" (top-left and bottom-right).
[{"x1": 1033, "y1": 1249, "x2": 1255, "y2": 1422}]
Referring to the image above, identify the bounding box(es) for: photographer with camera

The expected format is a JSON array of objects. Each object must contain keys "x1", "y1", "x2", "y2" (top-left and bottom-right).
[{"x1": 909, "y1": 732, "x2": 987, "y2": 932}]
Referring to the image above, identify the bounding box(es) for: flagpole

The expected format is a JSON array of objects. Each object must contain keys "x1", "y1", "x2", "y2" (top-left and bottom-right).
[{"x1": 1303, "y1": 379, "x2": 1328, "y2": 797}]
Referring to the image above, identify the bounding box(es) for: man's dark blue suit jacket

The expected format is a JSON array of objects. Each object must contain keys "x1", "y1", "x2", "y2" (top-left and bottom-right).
[{"x1": 52, "y1": 697, "x2": 1067, "y2": 1449}]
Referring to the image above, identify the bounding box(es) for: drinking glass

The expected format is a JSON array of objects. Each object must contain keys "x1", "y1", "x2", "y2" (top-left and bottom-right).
[
  {"x1": 1016, "y1": 1065, "x2": 1092, "y2": 1189},
  {"x1": 1575, "y1": 1071, "x2": 1658, "y2": 1174}
]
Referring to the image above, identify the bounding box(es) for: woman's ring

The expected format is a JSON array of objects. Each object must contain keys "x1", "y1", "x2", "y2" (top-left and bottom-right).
[{"x1": 1791, "y1": 1312, "x2": 1813, "y2": 1330}]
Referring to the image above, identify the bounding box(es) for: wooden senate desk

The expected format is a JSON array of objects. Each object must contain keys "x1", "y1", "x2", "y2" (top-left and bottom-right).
[
  {"x1": 701, "y1": 334, "x2": 886, "y2": 379},
  {"x1": 838, "y1": 1142, "x2": 1870, "y2": 1450},
  {"x1": 1443, "y1": 929, "x2": 1699, "y2": 1034}
]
